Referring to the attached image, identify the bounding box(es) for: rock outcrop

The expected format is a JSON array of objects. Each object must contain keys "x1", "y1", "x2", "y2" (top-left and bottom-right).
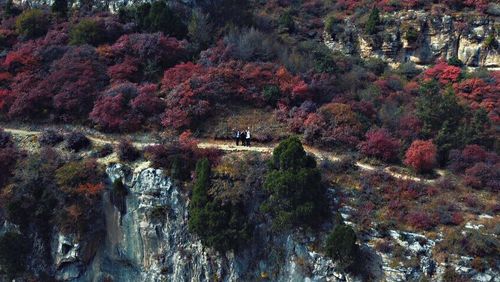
[{"x1": 324, "y1": 10, "x2": 499, "y2": 68}]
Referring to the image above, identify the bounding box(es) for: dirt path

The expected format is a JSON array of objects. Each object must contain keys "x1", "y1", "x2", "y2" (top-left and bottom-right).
[{"x1": 3, "y1": 126, "x2": 440, "y2": 184}]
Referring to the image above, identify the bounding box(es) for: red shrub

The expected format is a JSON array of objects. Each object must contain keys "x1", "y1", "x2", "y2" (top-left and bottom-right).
[
  {"x1": 130, "y1": 84, "x2": 164, "y2": 116},
  {"x1": 406, "y1": 211, "x2": 437, "y2": 230},
  {"x1": 396, "y1": 115, "x2": 422, "y2": 142},
  {"x1": 451, "y1": 212, "x2": 464, "y2": 225},
  {"x1": 424, "y1": 60, "x2": 461, "y2": 84},
  {"x1": 75, "y1": 183, "x2": 105, "y2": 197},
  {"x1": 358, "y1": 128, "x2": 400, "y2": 162},
  {"x1": 464, "y1": 162, "x2": 500, "y2": 192},
  {"x1": 404, "y1": 140, "x2": 437, "y2": 173},
  {"x1": 107, "y1": 56, "x2": 140, "y2": 83},
  {"x1": 448, "y1": 145, "x2": 498, "y2": 173},
  {"x1": 90, "y1": 83, "x2": 157, "y2": 132},
  {"x1": 161, "y1": 62, "x2": 203, "y2": 92},
  {"x1": 453, "y1": 78, "x2": 499, "y2": 123}
]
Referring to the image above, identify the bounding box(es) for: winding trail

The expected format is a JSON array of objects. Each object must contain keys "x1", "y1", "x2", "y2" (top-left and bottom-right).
[{"x1": 3, "y1": 126, "x2": 442, "y2": 184}]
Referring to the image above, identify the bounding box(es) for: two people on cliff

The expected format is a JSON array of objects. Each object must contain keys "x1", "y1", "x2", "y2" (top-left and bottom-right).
[{"x1": 234, "y1": 128, "x2": 251, "y2": 147}]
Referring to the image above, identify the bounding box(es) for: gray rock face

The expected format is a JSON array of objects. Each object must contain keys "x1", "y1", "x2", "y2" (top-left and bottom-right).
[{"x1": 324, "y1": 10, "x2": 499, "y2": 68}]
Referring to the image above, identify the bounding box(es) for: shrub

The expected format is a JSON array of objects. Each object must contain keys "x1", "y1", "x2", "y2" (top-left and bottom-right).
[
  {"x1": 406, "y1": 211, "x2": 436, "y2": 230},
  {"x1": 0, "y1": 128, "x2": 13, "y2": 148},
  {"x1": 65, "y1": 132, "x2": 90, "y2": 152},
  {"x1": 424, "y1": 60, "x2": 461, "y2": 84},
  {"x1": 364, "y1": 57, "x2": 387, "y2": 75},
  {"x1": 358, "y1": 128, "x2": 400, "y2": 162},
  {"x1": 404, "y1": 140, "x2": 437, "y2": 173},
  {"x1": 483, "y1": 34, "x2": 497, "y2": 49},
  {"x1": 325, "y1": 224, "x2": 359, "y2": 272},
  {"x1": 278, "y1": 10, "x2": 295, "y2": 31},
  {"x1": 263, "y1": 85, "x2": 281, "y2": 106},
  {"x1": 15, "y1": 9, "x2": 49, "y2": 39},
  {"x1": 404, "y1": 26, "x2": 418, "y2": 43},
  {"x1": 117, "y1": 139, "x2": 140, "y2": 162},
  {"x1": 0, "y1": 232, "x2": 29, "y2": 278},
  {"x1": 448, "y1": 145, "x2": 498, "y2": 173},
  {"x1": 0, "y1": 147, "x2": 19, "y2": 187},
  {"x1": 94, "y1": 144, "x2": 113, "y2": 158},
  {"x1": 144, "y1": 144, "x2": 195, "y2": 181},
  {"x1": 69, "y1": 19, "x2": 106, "y2": 46},
  {"x1": 447, "y1": 56, "x2": 463, "y2": 67},
  {"x1": 464, "y1": 162, "x2": 500, "y2": 191},
  {"x1": 39, "y1": 129, "x2": 64, "y2": 146},
  {"x1": 55, "y1": 159, "x2": 102, "y2": 188}
]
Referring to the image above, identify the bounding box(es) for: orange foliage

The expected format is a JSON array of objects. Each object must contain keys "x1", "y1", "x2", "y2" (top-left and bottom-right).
[{"x1": 75, "y1": 182, "x2": 104, "y2": 196}]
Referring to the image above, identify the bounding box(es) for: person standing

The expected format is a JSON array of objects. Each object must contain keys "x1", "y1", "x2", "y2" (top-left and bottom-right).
[
  {"x1": 240, "y1": 130, "x2": 246, "y2": 146},
  {"x1": 235, "y1": 129, "x2": 240, "y2": 146},
  {"x1": 246, "y1": 128, "x2": 251, "y2": 147}
]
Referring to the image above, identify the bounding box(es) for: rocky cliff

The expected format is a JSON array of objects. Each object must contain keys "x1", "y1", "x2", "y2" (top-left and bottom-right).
[
  {"x1": 324, "y1": 9, "x2": 500, "y2": 68},
  {"x1": 38, "y1": 164, "x2": 497, "y2": 282}
]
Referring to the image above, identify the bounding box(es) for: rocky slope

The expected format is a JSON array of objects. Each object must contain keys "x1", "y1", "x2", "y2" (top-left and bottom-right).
[{"x1": 324, "y1": 9, "x2": 500, "y2": 68}]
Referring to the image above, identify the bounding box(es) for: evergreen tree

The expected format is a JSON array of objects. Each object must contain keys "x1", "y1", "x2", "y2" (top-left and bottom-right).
[
  {"x1": 52, "y1": 0, "x2": 68, "y2": 18},
  {"x1": 188, "y1": 158, "x2": 251, "y2": 252},
  {"x1": 147, "y1": 1, "x2": 186, "y2": 38},
  {"x1": 325, "y1": 224, "x2": 359, "y2": 271},
  {"x1": 261, "y1": 137, "x2": 328, "y2": 230},
  {"x1": 365, "y1": 8, "x2": 380, "y2": 34}
]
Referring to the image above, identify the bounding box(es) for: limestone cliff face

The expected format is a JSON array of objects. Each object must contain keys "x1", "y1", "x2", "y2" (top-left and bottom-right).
[{"x1": 324, "y1": 10, "x2": 499, "y2": 68}]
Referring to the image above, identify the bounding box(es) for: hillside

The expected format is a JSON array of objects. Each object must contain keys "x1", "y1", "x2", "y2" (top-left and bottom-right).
[{"x1": 0, "y1": 0, "x2": 499, "y2": 281}]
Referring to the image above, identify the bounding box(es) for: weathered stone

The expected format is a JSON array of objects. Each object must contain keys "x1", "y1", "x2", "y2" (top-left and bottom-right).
[{"x1": 324, "y1": 10, "x2": 499, "y2": 68}]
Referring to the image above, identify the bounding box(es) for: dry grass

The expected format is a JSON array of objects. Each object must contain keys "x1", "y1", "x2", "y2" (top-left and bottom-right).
[{"x1": 197, "y1": 105, "x2": 290, "y2": 143}]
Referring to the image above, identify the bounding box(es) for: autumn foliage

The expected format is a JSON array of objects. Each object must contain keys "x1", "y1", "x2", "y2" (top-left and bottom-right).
[
  {"x1": 404, "y1": 140, "x2": 437, "y2": 173},
  {"x1": 358, "y1": 128, "x2": 400, "y2": 162}
]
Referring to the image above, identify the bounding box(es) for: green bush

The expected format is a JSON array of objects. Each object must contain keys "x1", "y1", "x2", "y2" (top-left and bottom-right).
[
  {"x1": 365, "y1": 8, "x2": 380, "y2": 35},
  {"x1": 447, "y1": 56, "x2": 463, "y2": 67},
  {"x1": 364, "y1": 57, "x2": 387, "y2": 75},
  {"x1": 69, "y1": 19, "x2": 105, "y2": 46},
  {"x1": 325, "y1": 224, "x2": 359, "y2": 272},
  {"x1": 188, "y1": 158, "x2": 251, "y2": 252},
  {"x1": 263, "y1": 85, "x2": 281, "y2": 106},
  {"x1": 278, "y1": 10, "x2": 295, "y2": 32},
  {"x1": 0, "y1": 232, "x2": 29, "y2": 278},
  {"x1": 15, "y1": 9, "x2": 49, "y2": 39},
  {"x1": 325, "y1": 14, "x2": 341, "y2": 35},
  {"x1": 404, "y1": 26, "x2": 418, "y2": 43},
  {"x1": 261, "y1": 137, "x2": 328, "y2": 230},
  {"x1": 483, "y1": 34, "x2": 497, "y2": 49}
]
